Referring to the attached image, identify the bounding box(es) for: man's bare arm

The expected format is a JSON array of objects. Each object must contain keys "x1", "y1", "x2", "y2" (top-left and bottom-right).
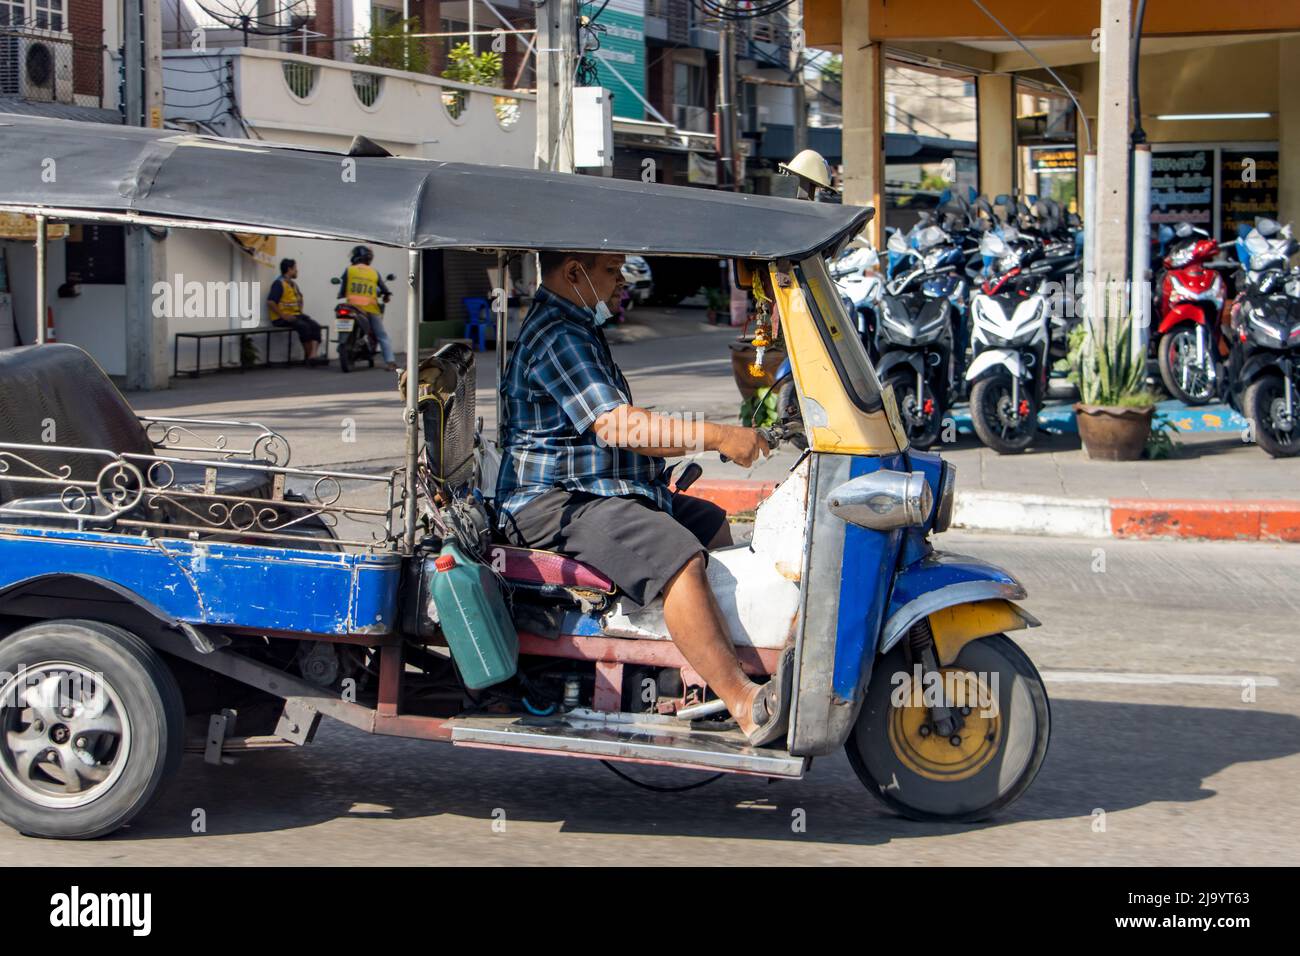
[{"x1": 593, "y1": 405, "x2": 769, "y2": 467}]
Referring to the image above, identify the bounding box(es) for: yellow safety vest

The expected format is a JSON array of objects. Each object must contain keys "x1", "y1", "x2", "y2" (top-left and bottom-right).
[
  {"x1": 275, "y1": 277, "x2": 303, "y2": 317},
  {"x1": 344, "y1": 264, "x2": 382, "y2": 315}
]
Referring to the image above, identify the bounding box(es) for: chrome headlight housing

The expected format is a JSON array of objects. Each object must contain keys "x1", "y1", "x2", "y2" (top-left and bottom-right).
[
  {"x1": 829, "y1": 470, "x2": 933, "y2": 531},
  {"x1": 934, "y1": 461, "x2": 957, "y2": 533}
]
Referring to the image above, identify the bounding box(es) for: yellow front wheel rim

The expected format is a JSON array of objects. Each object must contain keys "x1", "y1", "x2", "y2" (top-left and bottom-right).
[{"x1": 888, "y1": 668, "x2": 1002, "y2": 782}]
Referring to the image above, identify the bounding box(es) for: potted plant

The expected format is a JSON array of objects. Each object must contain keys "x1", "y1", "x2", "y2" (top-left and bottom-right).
[
  {"x1": 703, "y1": 285, "x2": 728, "y2": 324},
  {"x1": 1066, "y1": 315, "x2": 1159, "y2": 461}
]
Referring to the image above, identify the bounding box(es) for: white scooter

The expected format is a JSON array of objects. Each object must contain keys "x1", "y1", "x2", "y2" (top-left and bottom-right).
[
  {"x1": 965, "y1": 231, "x2": 1052, "y2": 454},
  {"x1": 831, "y1": 237, "x2": 884, "y2": 361}
]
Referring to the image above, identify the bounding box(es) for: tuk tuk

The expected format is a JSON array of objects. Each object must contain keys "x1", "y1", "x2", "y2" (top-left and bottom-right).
[{"x1": 0, "y1": 115, "x2": 1049, "y2": 839}]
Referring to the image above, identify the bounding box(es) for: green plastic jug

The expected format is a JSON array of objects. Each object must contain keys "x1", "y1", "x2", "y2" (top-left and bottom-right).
[{"x1": 427, "y1": 538, "x2": 518, "y2": 689}]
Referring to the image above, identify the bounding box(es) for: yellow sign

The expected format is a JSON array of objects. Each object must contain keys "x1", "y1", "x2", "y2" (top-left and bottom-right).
[
  {"x1": 230, "y1": 232, "x2": 278, "y2": 268},
  {"x1": 0, "y1": 213, "x2": 69, "y2": 241}
]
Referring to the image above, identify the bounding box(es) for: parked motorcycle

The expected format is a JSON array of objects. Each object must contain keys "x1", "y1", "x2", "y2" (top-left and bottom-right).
[
  {"x1": 875, "y1": 224, "x2": 967, "y2": 447},
  {"x1": 1226, "y1": 228, "x2": 1300, "y2": 457},
  {"x1": 1152, "y1": 222, "x2": 1225, "y2": 405},
  {"x1": 331, "y1": 273, "x2": 395, "y2": 373},
  {"x1": 965, "y1": 229, "x2": 1051, "y2": 454},
  {"x1": 831, "y1": 238, "x2": 884, "y2": 361}
]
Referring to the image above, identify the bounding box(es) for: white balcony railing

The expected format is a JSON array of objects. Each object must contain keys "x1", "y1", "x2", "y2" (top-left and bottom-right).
[{"x1": 162, "y1": 47, "x2": 536, "y2": 167}]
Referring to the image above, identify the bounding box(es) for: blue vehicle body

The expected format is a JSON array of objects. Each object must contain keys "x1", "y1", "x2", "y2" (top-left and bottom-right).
[{"x1": 0, "y1": 526, "x2": 401, "y2": 638}]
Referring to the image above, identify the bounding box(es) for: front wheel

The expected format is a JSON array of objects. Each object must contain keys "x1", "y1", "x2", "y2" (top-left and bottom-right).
[
  {"x1": 886, "y1": 369, "x2": 943, "y2": 448},
  {"x1": 846, "y1": 633, "x2": 1050, "y2": 822},
  {"x1": 969, "y1": 375, "x2": 1037, "y2": 454},
  {"x1": 1158, "y1": 324, "x2": 1216, "y2": 405},
  {"x1": 1245, "y1": 375, "x2": 1300, "y2": 457},
  {"x1": 0, "y1": 620, "x2": 185, "y2": 839}
]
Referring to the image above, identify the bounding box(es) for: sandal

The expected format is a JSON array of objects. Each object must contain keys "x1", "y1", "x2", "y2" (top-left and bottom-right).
[{"x1": 744, "y1": 646, "x2": 794, "y2": 747}]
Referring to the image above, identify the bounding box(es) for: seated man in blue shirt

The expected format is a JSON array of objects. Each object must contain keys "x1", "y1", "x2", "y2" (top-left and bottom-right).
[{"x1": 497, "y1": 251, "x2": 791, "y2": 746}]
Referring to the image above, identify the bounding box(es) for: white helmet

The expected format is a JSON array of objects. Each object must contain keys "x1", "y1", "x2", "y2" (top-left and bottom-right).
[{"x1": 779, "y1": 149, "x2": 837, "y2": 197}]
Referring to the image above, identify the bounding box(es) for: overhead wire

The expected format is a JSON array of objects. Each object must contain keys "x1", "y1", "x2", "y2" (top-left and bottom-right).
[{"x1": 967, "y1": 0, "x2": 1092, "y2": 152}]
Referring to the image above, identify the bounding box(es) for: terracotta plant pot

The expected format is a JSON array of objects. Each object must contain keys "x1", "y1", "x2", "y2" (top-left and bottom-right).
[
  {"x1": 1074, "y1": 403, "x2": 1155, "y2": 461},
  {"x1": 729, "y1": 342, "x2": 787, "y2": 401}
]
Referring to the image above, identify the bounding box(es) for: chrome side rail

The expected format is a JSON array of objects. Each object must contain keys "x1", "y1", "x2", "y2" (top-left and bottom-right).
[
  {"x1": 137, "y1": 416, "x2": 292, "y2": 466},
  {"x1": 0, "y1": 441, "x2": 402, "y2": 552}
]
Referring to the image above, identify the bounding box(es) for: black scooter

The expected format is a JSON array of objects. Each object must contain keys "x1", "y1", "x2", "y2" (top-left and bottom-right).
[
  {"x1": 330, "y1": 274, "x2": 395, "y2": 373},
  {"x1": 1227, "y1": 261, "x2": 1300, "y2": 457}
]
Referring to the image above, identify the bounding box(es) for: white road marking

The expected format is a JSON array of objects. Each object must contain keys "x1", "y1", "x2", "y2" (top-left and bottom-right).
[
  {"x1": 1041, "y1": 670, "x2": 1280, "y2": 687},
  {"x1": 624, "y1": 358, "x2": 731, "y2": 376}
]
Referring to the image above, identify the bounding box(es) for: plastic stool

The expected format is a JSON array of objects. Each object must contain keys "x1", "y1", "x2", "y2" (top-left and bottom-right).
[{"x1": 462, "y1": 296, "x2": 490, "y2": 351}]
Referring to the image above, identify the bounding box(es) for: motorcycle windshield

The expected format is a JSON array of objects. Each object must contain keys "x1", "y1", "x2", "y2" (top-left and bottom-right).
[{"x1": 913, "y1": 225, "x2": 948, "y2": 251}]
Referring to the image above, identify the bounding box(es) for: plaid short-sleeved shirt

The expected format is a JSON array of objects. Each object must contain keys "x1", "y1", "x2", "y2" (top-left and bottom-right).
[{"x1": 495, "y1": 285, "x2": 672, "y2": 521}]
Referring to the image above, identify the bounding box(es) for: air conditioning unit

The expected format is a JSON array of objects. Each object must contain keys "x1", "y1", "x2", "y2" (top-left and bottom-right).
[{"x1": 0, "y1": 32, "x2": 75, "y2": 104}]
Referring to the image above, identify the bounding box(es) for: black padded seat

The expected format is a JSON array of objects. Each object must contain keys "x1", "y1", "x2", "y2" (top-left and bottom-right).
[
  {"x1": 0, "y1": 344, "x2": 155, "y2": 505},
  {"x1": 154, "y1": 461, "x2": 274, "y2": 499},
  {"x1": 0, "y1": 345, "x2": 273, "y2": 529}
]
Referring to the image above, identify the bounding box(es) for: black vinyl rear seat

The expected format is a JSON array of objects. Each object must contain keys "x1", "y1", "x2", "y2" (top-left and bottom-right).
[{"x1": 0, "y1": 344, "x2": 273, "y2": 529}]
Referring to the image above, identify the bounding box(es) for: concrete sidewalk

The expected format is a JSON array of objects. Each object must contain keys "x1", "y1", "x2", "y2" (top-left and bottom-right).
[{"x1": 128, "y1": 310, "x2": 1300, "y2": 541}]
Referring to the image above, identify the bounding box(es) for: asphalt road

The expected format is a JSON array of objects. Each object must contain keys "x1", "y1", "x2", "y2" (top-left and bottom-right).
[{"x1": 1, "y1": 532, "x2": 1295, "y2": 865}]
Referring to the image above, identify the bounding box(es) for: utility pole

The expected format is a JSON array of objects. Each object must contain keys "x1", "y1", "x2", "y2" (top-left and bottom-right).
[
  {"x1": 124, "y1": 0, "x2": 168, "y2": 390},
  {"x1": 1094, "y1": 0, "x2": 1132, "y2": 339},
  {"x1": 535, "y1": 0, "x2": 577, "y2": 173},
  {"x1": 789, "y1": 0, "x2": 806, "y2": 154},
  {"x1": 716, "y1": 5, "x2": 740, "y2": 190}
]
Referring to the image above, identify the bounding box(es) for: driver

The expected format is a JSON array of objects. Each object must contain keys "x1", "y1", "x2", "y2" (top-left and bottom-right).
[
  {"x1": 497, "y1": 252, "x2": 793, "y2": 746},
  {"x1": 338, "y1": 246, "x2": 396, "y2": 371}
]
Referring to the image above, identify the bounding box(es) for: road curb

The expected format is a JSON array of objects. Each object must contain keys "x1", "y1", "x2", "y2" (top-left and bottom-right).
[
  {"x1": 949, "y1": 492, "x2": 1300, "y2": 542},
  {"x1": 692, "y1": 479, "x2": 1300, "y2": 542},
  {"x1": 689, "y1": 479, "x2": 779, "y2": 514}
]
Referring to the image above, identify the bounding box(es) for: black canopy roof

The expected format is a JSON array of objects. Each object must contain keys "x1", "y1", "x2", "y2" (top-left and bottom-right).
[{"x1": 0, "y1": 114, "x2": 872, "y2": 259}]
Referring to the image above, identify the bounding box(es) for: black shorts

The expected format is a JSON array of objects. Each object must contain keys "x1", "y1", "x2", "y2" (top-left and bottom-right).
[
  {"x1": 500, "y1": 489, "x2": 728, "y2": 607},
  {"x1": 272, "y1": 314, "x2": 322, "y2": 344}
]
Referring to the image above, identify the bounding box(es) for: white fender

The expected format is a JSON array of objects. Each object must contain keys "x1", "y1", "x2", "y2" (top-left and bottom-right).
[{"x1": 964, "y1": 348, "x2": 1027, "y2": 383}]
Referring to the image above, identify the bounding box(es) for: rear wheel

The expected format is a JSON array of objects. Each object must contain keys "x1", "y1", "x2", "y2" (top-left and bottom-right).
[
  {"x1": 847, "y1": 634, "x2": 1050, "y2": 822},
  {"x1": 0, "y1": 620, "x2": 184, "y2": 839},
  {"x1": 969, "y1": 375, "x2": 1036, "y2": 454},
  {"x1": 1245, "y1": 375, "x2": 1300, "y2": 457},
  {"x1": 338, "y1": 331, "x2": 353, "y2": 373},
  {"x1": 1158, "y1": 324, "x2": 1216, "y2": 405}
]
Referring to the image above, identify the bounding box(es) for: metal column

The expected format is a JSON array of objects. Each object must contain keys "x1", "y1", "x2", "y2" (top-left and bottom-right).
[
  {"x1": 404, "y1": 249, "x2": 421, "y2": 551},
  {"x1": 1130, "y1": 144, "x2": 1152, "y2": 362},
  {"x1": 34, "y1": 215, "x2": 47, "y2": 345}
]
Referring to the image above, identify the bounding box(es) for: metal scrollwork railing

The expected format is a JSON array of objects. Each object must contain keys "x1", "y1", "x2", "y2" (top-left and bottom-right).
[
  {"x1": 138, "y1": 416, "x2": 292, "y2": 467},
  {"x1": 0, "y1": 441, "x2": 402, "y2": 552}
]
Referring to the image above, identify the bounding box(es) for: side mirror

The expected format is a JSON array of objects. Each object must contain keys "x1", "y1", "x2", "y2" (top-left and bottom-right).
[
  {"x1": 330, "y1": 277, "x2": 341, "y2": 285},
  {"x1": 385, "y1": 273, "x2": 396, "y2": 281}
]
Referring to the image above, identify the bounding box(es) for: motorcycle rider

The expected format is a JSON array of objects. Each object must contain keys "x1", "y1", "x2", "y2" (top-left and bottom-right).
[{"x1": 337, "y1": 245, "x2": 396, "y2": 371}]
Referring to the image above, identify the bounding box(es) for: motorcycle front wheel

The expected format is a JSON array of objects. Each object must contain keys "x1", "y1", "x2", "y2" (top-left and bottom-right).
[
  {"x1": 886, "y1": 369, "x2": 943, "y2": 448},
  {"x1": 847, "y1": 634, "x2": 1051, "y2": 822},
  {"x1": 1245, "y1": 375, "x2": 1300, "y2": 457},
  {"x1": 969, "y1": 375, "x2": 1036, "y2": 454},
  {"x1": 1158, "y1": 325, "x2": 1216, "y2": 405}
]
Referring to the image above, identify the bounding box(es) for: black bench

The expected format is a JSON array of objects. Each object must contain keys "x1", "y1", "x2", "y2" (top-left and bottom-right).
[{"x1": 172, "y1": 326, "x2": 328, "y2": 378}]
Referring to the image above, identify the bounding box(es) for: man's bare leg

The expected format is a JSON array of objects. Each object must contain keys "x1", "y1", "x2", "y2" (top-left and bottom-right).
[{"x1": 661, "y1": 553, "x2": 763, "y2": 736}]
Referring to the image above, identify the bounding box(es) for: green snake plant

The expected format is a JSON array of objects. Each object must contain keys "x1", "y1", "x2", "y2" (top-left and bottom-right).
[{"x1": 1069, "y1": 315, "x2": 1154, "y2": 408}]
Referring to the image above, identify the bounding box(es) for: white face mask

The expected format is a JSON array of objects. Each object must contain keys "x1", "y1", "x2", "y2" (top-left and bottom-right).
[{"x1": 571, "y1": 263, "x2": 614, "y2": 327}]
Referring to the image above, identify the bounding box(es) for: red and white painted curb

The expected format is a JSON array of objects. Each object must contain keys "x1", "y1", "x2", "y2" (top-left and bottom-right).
[
  {"x1": 690, "y1": 480, "x2": 1300, "y2": 543},
  {"x1": 953, "y1": 492, "x2": 1300, "y2": 542}
]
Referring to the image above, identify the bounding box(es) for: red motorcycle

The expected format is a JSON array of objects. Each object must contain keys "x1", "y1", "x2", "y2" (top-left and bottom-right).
[{"x1": 1153, "y1": 224, "x2": 1226, "y2": 405}]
